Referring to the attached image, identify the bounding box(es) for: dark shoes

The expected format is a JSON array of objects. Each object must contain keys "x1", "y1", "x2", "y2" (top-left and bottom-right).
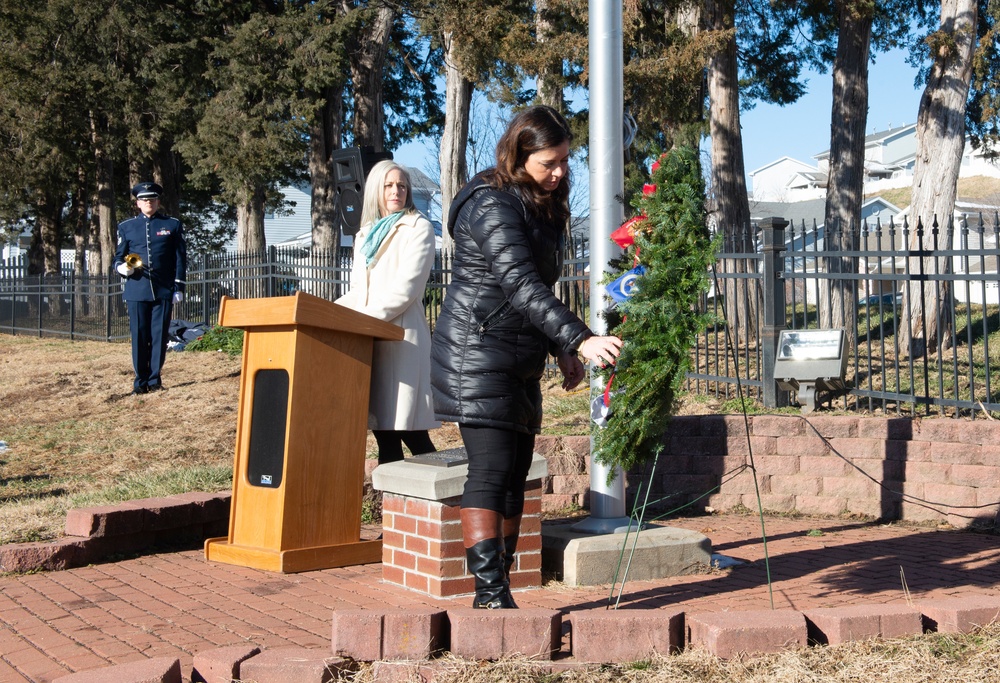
[
  {"x1": 131, "y1": 383, "x2": 162, "y2": 396},
  {"x1": 466, "y1": 538, "x2": 517, "y2": 609},
  {"x1": 502, "y1": 534, "x2": 519, "y2": 608}
]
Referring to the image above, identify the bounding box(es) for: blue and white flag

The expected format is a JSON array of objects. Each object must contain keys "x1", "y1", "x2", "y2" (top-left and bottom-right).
[{"x1": 606, "y1": 265, "x2": 645, "y2": 303}]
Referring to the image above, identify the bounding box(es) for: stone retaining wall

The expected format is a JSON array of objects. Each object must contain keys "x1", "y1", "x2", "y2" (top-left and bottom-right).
[
  {"x1": 535, "y1": 415, "x2": 1000, "y2": 528},
  {"x1": 5, "y1": 415, "x2": 997, "y2": 574}
]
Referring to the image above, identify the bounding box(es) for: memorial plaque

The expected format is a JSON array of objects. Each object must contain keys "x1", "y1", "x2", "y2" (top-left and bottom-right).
[{"x1": 407, "y1": 448, "x2": 469, "y2": 467}]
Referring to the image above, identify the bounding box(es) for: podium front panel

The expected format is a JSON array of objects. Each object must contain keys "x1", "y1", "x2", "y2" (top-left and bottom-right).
[
  {"x1": 247, "y1": 369, "x2": 289, "y2": 488},
  {"x1": 209, "y1": 293, "x2": 391, "y2": 572}
]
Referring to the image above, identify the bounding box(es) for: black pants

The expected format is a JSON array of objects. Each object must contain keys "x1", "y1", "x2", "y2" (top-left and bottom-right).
[
  {"x1": 127, "y1": 298, "x2": 172, "y2": 392},
  {"x1": 372, "y1": 430, "x2": 436, "y2": 465},
  {"x1": 459, "y1": 425, "x2": 535, "y2": 517}
]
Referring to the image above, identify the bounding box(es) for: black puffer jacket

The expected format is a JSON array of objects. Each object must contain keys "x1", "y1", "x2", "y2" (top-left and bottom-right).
[{"x1": 431, "y1": 177, "x2": 592, "y2": 433}]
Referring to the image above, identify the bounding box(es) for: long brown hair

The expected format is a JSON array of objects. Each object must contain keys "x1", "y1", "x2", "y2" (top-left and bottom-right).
[{"x1": 483, "y1": 105, "x2": 572, "y2": 226}]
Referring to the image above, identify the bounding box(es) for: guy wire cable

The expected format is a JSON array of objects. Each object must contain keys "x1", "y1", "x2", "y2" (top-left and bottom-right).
[
  {"x1": 710, "y1": 258, "x2": 775, "y2": 609},
  {"x1": 606, "y1": 454, "x2": 751, "y2": 608},
  {"x1": 605, "y1": 456, "x2": 756, "y2": 606},
  {"x1": 606, "y1": 449, "x2": 660, "y2": 609},
  {"x1": 599, "y1": 258, "x2": 776, "y2": 609}
]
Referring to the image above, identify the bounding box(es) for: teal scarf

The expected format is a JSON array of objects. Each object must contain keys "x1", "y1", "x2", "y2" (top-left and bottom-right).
[{"x1": 361, "y1": 211, "x2": 403, "y2": 267}]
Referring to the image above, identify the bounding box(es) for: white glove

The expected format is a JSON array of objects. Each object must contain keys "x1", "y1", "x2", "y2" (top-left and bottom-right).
[
  {"x1": 172, "y1": 291, "x2": 184, "y2": 304},
  {"x1": 116, "y1": 263, "x2": 134, "y2": 277}
]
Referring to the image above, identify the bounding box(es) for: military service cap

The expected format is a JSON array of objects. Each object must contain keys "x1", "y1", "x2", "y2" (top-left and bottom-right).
[{"x1": 132, "y1": 181, "x2": 163, "y2": 199}]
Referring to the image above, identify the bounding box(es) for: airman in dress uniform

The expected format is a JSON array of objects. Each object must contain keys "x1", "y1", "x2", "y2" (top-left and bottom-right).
[{"x1": 113, "y1": 182, "x2": 187, "y2": 395}]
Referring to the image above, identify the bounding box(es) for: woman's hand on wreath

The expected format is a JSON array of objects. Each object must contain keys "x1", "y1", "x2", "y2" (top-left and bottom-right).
[{"x1": 577, "y1": 335, "x2": 623, "y2": 369}]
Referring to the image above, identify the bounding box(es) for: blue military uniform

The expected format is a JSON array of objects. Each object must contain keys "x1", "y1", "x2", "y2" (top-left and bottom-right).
[{"x1": 113, "y1": 182, "x2": 187, "y2": 394}]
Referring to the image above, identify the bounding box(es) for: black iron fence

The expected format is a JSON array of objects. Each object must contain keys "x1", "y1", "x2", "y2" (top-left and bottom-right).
[
  {"x1": 698, "y1": 213, "x2": 1000, "y2": 417},
  {"x1": 0, "y1": 237, "x2": 591, "y2": 342},
  {"x1": 2, "y1": 217, "x2": 998, "y2": 417}
]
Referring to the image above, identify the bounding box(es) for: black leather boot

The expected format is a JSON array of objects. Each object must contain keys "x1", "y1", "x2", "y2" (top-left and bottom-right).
[
  {"x1": 502, "y1": 534, "x2": 519, "y2": 608},
  {"x1": 466, "y1": 538, "x2": 516, "y2": 609}
]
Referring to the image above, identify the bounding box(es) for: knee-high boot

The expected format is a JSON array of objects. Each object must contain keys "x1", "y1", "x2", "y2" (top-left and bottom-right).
[
  {"x1": 501, "y1": 514, "x2": 522, "y2": 608},
  {"x1": 461, "y1": 508, "x2": 516, "y2": 609}
]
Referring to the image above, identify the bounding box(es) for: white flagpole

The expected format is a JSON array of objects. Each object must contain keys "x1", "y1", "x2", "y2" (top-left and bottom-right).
[{"x1": 573, "y1": 0, "x2": 631, "y2": 533}]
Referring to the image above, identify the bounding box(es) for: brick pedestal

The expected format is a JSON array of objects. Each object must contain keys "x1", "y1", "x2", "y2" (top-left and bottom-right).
[{"x1": 372, "y1": 451, "x2": 547, "y2": 598}]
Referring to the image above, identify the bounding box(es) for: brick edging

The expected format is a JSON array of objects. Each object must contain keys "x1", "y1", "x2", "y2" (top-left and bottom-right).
[
  {"x1": 54, "y1": 598, "x2": 1000, "y2": 681},
  {"x1": 0, "y1": 491, "x2": 230, "y2": 573}
]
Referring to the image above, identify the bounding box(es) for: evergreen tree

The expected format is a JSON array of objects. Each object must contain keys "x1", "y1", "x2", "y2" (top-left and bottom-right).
[{"x1": 594, "y1": 146, "x2": 716, "y2": 475}]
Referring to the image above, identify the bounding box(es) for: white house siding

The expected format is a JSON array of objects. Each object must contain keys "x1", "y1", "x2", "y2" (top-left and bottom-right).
[
  {"x1": 868, "y1": 125, "x2": 917, "y2": 165},
  {"x1": 266, "y1": 185, "x2": 313, "y2": 246},
  {"x1": 749, "y1": 157, "x2": 820, "y2": 202}
]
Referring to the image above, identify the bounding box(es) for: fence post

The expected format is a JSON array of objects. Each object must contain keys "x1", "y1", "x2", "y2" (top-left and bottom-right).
[
  {"x1": 267, "y1": 245, "x2": 277, "y2": 298},
  {"x1": 760, "y1": 216, "x2": 788, "y2": 409},
  {"x1": 69, "y1": 270, "x2": 76, "y2": 340}
]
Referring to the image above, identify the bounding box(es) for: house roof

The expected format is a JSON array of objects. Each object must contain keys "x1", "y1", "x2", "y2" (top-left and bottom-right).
[
  {"x1": 814, "y1": 123, "x2": 917, "y2": 160},
  {"x1": 748, "y1": 156, "x2": 818, "y2": 176},
  {"x1": 786, "y1": 171, "x2": 828, "y2": 189},
  {"x1": 405, "y1": 166, "x2": 439, "y2": 193},
  {"x1": 749, "y1": 196, "x2": 902, "y2": 228},
  {"x1": 749, "y1": 198, "x2": 827, "y2": 226}
]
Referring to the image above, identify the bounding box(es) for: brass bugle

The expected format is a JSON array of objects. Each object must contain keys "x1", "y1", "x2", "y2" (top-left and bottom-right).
[{"x1": 124, "y1": 253, "x2": 143, "y2": 269}]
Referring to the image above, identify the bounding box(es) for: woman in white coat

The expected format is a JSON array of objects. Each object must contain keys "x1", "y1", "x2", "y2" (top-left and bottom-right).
[{"x1": 336, "y1": 160, "x2": 439, "y2": 464}]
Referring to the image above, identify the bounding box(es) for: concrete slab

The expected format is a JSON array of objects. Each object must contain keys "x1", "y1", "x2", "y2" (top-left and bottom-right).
[
  {"x1": 373, "y1": 451, "x2": 547, "y2": 501},
  {"x1": 542, "y1": 523, "x2": 712, "y2": 586}
]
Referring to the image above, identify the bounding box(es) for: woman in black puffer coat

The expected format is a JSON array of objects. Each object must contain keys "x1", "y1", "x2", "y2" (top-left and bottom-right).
[{"x1": 431, "y1": 105, "x2": 622, "y2": 609}]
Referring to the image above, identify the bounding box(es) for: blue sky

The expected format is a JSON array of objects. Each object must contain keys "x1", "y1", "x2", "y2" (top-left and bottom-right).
[
  {"x1": 740, "y1": 47, "x2": 924, "y2": 186},
  {"x1": 394, "y1": 47, "x2": 927, "y2": 195}
]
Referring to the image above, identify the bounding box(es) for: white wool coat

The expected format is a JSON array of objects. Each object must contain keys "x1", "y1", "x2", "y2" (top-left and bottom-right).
[{"x1": 336, "y1": 211, "x2": 440, "y2": 431}]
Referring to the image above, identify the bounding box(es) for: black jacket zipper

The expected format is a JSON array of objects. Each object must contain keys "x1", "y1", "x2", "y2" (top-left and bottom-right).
[{"x1": 478, "y1": 301, "x2": 513, "y2": 341}]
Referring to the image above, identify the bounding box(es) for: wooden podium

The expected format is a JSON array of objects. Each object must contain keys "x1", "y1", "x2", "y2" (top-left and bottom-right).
[{"x1": 204, "y1": 291, "x2": 403, "y2": 573}]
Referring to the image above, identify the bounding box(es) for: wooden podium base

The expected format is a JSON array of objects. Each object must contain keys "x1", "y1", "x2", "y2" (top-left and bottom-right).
[{"x1": 204, "y1": 537, "x2": 382, "y2": 574}]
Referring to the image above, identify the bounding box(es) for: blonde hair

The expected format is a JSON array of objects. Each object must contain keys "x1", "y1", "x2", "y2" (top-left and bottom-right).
[{"x1": 360, "y1": 159, "x2": 416, "y2": 228}]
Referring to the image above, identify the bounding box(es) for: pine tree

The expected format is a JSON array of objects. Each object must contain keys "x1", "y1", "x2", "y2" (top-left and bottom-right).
[{"x1": 594, "y1": 145, "x2": 716, "y2": 475}]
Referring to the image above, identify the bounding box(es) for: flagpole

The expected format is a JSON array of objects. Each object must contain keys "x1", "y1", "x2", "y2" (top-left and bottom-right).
[{"x1": 573, "y1": 0, "x2": 631, "y2": 534}]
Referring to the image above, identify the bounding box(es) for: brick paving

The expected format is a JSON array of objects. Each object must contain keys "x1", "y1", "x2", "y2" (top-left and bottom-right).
[{"x1": 1, "y1": 514, "x2": 1000, "y2": 681}]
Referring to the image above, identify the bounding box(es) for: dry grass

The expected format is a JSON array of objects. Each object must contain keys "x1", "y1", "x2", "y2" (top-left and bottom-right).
[
  {"x1": 0, "y1": 334, "x2": 590, "y2": 544},
  {"x1": 7, "y1": 335, "x2": 1000, "y2": 681},
  {"x1": 343, "y1": 622, "x2": 1000, "y2": 682},
  {"x1": 868, "y1": 174, "x2": 1000, "y2": 209},
  {"x1": 0, "y1": 335, "x2": 246, "y2": 543}
]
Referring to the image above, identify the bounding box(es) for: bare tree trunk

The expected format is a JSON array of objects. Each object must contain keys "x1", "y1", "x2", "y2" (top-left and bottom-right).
[
  {"x1": 900, "y1": 0, "x2": 977, "y2": 358},
  {"x1": 309, "y1": 89, "x2": 344, "y2": 299},
  {"x1": 236, "y1": 186, "x2": 267, "y2": 253},
  {"x1": 535, "y1": 0, "x2": 564, "y2": 112},
  {"x1": 89, "y1": 112, "x2": 117, "y2": 276},
  {"x1": 70, "y1": 171, "x2": 89, "y2": 316},
  {"x1": 153, "y1": 139, "x2": 181, "y2": 219},
  {"x1": 87, "y1": 199, "x2": 102, "y2": 279},
  {"x1": 707, "y1": 0, "x2": 756, "y2": 342},
  {"x1": 37, "y1": 188, "x2": 66, "y2": 316},
  {"x1": 439, "y1": 30, "x2": 473, "y2": 252},
  {"x1": 236, "y1": 184, "x2": 267, "y2": 299},
  {"x1": 38, "y1": 190, "x2": 63, "y2": 277},
  {"x1": 350, "y1": 4, "x2": 394, "y2": 150},
  {"x1": 820, "y1": 0, "x2": 872, "y2": 336}
]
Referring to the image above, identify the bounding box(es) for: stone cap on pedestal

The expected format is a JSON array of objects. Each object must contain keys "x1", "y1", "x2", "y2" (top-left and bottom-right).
[{"x1": 371, "y1": 449, "x2": 548, "y2": 502}]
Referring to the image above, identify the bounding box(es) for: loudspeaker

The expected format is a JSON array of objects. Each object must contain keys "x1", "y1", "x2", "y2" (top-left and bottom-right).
[{"x1": 332, "y1": 146, "x2": 393, "y2": 236}]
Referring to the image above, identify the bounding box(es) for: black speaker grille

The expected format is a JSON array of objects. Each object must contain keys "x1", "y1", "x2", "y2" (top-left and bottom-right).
[{"x1": 246, "y1": 369, "x2": 289, "y2": 488}]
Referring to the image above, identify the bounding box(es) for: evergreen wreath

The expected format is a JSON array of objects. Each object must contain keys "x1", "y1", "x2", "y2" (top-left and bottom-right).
[{"x1": 594, "y1": 145, "x2": 717, "y2": 475}]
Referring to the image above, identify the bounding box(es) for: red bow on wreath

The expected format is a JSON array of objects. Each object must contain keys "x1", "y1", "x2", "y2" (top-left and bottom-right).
[{"x1": 611, "y1": 214, "x2": 646, "y2": 249}]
